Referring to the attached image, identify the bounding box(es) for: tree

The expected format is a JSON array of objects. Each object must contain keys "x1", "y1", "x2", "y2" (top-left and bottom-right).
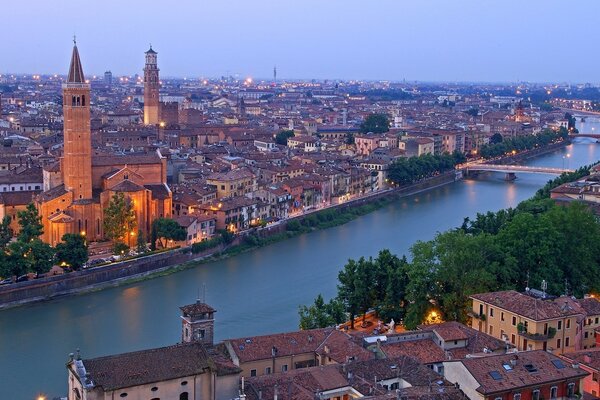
[
  {"x1": 298, "y1": 294, "x2": 346, "y2": 330},
  {"x1": 136, "y1": 229, "x2": 147, "y2": 254},
  {"x1": 360, "y1": 113, "x2": 390, "y2": 134},
  {"x1": 337, "y1": 259, "x2": 360, "y2": 329},
  {"x1": 490, "y1": 133, "x2": 503, "y2": 144},
  {"x1": 0, "y1": 215, "x2": 13, "y2": 248},
  {"x1": 565, "y1": 113, "x2": 577, "y2": 131},
  {"x1": 275, "y1": 130, "x2": 295, "y2": 146},
  {"x1": 17, "y1": 203, "x2": 43, "y2": 242},
  {"x1": 151, "y1": 217, "x2": 186, "y2": 249},
  {"x1": 55, "y1": 233, "x2": 88, "y2": 270},
  {"x1": 465, "y1": 108, "x2": 479, "y2": 117},
  {"x1": 103, "y1": 192, "x2": 136, "y2": 252},
  {"x1": 7, "y1": 239, "x2": 54, "y2": 275}
]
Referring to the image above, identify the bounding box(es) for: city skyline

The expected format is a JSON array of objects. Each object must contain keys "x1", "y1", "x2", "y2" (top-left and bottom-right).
[{"x1": 2, "y1": 0, "x2": 599, "y2": 83}]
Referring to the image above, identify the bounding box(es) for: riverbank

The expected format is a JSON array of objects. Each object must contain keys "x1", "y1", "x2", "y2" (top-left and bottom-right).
[
  {"x1": 0, "y1": 171, "x2": 460, "y2": 310},
  {"x1": 0, "y1": 140, "x2": 569, "y2": 310}
]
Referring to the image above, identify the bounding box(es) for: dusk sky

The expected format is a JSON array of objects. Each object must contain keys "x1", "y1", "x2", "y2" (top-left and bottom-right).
[{"x1": 3, "y1": 0, "x2": 599, "y2": 83}]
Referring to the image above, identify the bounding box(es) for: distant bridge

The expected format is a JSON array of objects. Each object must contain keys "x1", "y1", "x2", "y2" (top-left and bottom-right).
[
  {"x1": 463, "y1": 164, "x2": 573, "y2": 176},
  {"x1": 569, "y1": 133, "x2": 600, "y2": 140}
]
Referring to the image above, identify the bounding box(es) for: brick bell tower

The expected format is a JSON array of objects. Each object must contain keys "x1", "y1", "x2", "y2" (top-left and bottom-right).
[
  {"x1": 143, "y1": 45, "x2": 160, "y2": 125},
  {"x1": 180, "y1": 301, "x2": 216, "y2": 346},
  {"x1": 62, "y1": 39, "x2": 92, "y2": 200}
]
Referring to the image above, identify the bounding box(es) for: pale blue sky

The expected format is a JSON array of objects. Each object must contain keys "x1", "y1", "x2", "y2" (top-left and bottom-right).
[{"x1": 2, "y1": 0, "x2": 598, "y2": 82}]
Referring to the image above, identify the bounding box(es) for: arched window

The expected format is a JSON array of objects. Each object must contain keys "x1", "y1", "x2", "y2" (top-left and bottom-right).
[
  {"x1": 81, "y1": 95, "x2": 86, "y2": 106},
  {"x1": 76, "y1": 96, "x2": 81, "y2": 106},
  {"x1": 180, "y1": 393, "x2": 189, "y2": 400},
  {"x1": 72, "y1": 96, "x2": 77, "y2": 106}
]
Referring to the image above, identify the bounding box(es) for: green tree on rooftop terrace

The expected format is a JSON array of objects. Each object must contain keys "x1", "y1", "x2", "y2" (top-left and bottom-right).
[{"x1": 360, "y1": 113, "x2": 390, "y2": 134}]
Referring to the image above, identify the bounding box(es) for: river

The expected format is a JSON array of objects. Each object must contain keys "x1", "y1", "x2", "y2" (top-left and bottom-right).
[{"x1": 2, "y1": 118, "x2": 600, "y2": 399}]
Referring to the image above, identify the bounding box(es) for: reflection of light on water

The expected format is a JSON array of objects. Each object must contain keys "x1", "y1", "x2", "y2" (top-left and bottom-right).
[
  {"x1": 122, "y1": 286, "x2": 140, "y2": 299},
  {"x1": 506, "y1": 182, "x2": 516, "y2": 206}
]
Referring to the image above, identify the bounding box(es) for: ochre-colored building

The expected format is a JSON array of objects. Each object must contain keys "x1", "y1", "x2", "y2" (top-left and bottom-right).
[{"x1": 36, "y1": 43, "x2": 171, "y2": 246}]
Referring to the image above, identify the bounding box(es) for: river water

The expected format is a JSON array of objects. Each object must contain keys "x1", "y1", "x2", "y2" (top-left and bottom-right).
[{"x1": 2, "y1": 118, "x2": 600, "y2": 399}]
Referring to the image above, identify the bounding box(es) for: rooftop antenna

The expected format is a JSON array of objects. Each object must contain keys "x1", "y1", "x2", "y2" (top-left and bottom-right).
[{"x1": 541, "y1": 279, "x2": 547, "y2": 298}]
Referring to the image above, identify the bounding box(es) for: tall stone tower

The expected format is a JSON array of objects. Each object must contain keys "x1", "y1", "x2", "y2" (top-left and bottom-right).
[
  {"x1": 180, "y1": 301, "x2": 216, "y2": 346},
  {"x1": 143, "y1": 45, "x2": 160, "y2": 125},
  {"x1": 62, "y1": 40, "x2": 92, "y2": 200}
]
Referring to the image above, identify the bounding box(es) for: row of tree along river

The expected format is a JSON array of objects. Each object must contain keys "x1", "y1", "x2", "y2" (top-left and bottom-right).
[{"x1": 2, "y1": 118, "x2": 600, "y2": 399}]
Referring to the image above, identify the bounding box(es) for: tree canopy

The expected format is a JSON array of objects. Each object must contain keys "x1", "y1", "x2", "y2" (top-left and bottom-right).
[
  {"x1": 103, "y1": 192, "x2": 136, "y2": 252},
  {"x1": 55, "y1": 233, "x2": 88, "y2": 270},
  {"x1": 151, "y1": 217, "x2": 186, "y2": 249},
  {"x1": 275, "y1": 130, "x2": 295, "y2": 145},
  {"x1": 360, "y1": 113, "x2": 390, "y2": 134}
]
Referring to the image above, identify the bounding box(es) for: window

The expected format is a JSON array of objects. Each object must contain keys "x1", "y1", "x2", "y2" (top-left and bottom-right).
[
  {"x1": 179, "y1": 393, "x2": 189, "y2": 400},
  {"x1": 567, "y1": 383, "x2": 575, "y2": 397},
  {"x1": 250, "y1": 369, "x2": 257, "y2": 377},
  {"x1": 514, "y1": 393, "x2": 521, "y2": 400},
  {"x1": 557, "y1": 339, "x2": 561, "y2": 349},
  {"x1": 596, "y1": 317, "x2": 599, "y2": 324},
  {"x1": 532, "y1": 389, "x2": 540, "y2": 400},
  {"x1": 282, "y1": 364, "x2": 288, "y2": 372},
  {"x1": 479, "y1": 304, "x2": 484, "y2": 315},
  {"x1": 151, "y1": 387, "x2": 158, "y2": 392},
  {"x1": 585, "y1": 332, "x2": 589, "y2": 339},
  {"x1": 566, "y1": 337, "x2": 570, "y2": 347},
  {"x1": 265, "y1": 367, "x2": 272, "y2": 375},
  {"x1": 566, "y1": 319, "x2": 571, "y2": 329},
  {"x1": 593, "y1": 372, "x2": 599, "y2": 382},
  {"x1": 512, "y1": 316, "x2": 517, "y2": 326},
  {"x1": 550, "y1": 386, "x2": 558, "y2": 400},
  {"x1": 501, "y1": 312, "x2": 505, "y2": 322},
  {"x1": 511, "y1": 334, "x2": 516, "y2": 344},
  {"x1": 119, "y1": 394, "x2": 128, "y2": 398},
  {"x1": 490, "y1": 308, "x2": 494, "y2": 317},
  {"x1": 489, "y1": 325, "x2": 494, "y2": 335},
  {"x1": 558, "y1": 321, "x2": 562, "y2": 330}
]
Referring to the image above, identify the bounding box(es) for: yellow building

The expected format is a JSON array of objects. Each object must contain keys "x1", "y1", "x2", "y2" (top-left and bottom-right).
[
  {"x1": 206, "y1": 168, "x2": 256, "y2": 200},
  {"x1": 470, "y1": 290, "x2": 600, "y2": 354}
]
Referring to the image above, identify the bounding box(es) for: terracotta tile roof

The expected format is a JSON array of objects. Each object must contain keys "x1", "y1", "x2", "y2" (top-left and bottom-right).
[
  {"x1": 577, "y1": 298, "x2": 600, "y2": 316},
  {"x1": 382, "y1": 339, "x2": 447, "y2": 364},
  {"x1": 459, "y1": 350, "x2": 589, "y2": 395},
  {"x1": 470, "y1": 290, "x2": 583, "y2": 321},
  {"x1": 562, "y1": 348, "x2": 600, "y2": 372},
  {"x1": 83, "y1": 342, "x2": 213, "y2": 391},
  {"x1": 419, "y1": 322, "x2": 509, "y2": 354},
  {"x1": 144, "y1": 184, "x2": 171, "y2": 200},
  {"x1": 110, "y1": 180, "x2": 144, "y2": 192},
  {"x1": 180, "y1": 301, "x2": 216, "y2": 316},
  {"x1": 315, "y1": 330, "x2": 374, "y2": 364},
  {"x1": 227, "y1": 328, "x2": 334, "y2": 363},
  {"x1": 92, "y1": 152, "x2": 161, "y2": 167},
  {"x1": 38, "y1": 184, "x2": 69, "y2": 202},
  {"x1": 0, "y1": 190, "x2": 38, "y2": 206}
]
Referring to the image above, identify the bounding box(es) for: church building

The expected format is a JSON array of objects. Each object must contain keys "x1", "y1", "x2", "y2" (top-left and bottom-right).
[{"x1": 36, "y1": 42, "x2": 172, "y2": 246}]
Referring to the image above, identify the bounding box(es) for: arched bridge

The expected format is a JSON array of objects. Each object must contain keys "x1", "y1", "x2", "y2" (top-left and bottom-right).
[
  {"x1": 463, "y1": 164, "x2": 574, "y2": 175},
  {"x1": 569, "y1": 133, "x2": 600, "y2": 140}
]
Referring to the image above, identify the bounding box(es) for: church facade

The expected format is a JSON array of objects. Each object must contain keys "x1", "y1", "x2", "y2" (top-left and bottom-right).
[{"x1": 36, "y1": 43, "x2": 171, "y2": 246}]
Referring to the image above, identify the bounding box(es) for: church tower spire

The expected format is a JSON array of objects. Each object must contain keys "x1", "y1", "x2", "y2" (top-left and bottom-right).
[
  {"x1": 143, "y1": 45, "x2": 160, "y2": 125},
  {"x1": 62, "y1": 41, "x2": 92, "y2": 200}
]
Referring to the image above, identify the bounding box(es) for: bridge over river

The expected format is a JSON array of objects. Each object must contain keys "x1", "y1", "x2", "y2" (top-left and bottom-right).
[{"x1": 462, "y1": 164, "x2": 573, "y2": 180}]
